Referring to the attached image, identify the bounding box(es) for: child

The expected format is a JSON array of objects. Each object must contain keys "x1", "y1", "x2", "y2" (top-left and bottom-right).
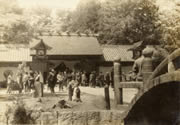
[{"x1": 72, "y1": 83, "x2": 82, "y2": 102}]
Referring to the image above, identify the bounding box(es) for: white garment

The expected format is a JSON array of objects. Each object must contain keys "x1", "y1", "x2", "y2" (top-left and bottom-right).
[
  {"x1": 7, "y1": 75, "x2": 12, "y2": 84},
  {"x1": 72, "y1": 87, "x2": 78, "y2": 100}
]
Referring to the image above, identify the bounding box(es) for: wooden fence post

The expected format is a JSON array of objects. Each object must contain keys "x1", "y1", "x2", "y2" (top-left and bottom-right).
[
  {"x1": 104, "y1": 84, "x2": 110, "y2": 110},
  {"x1": 113, "y1": 57, "x2": 123, "y2": 105}
]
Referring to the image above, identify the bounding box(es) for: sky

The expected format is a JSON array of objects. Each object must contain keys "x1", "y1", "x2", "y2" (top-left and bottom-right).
[{"x1": 17, "y1": 0, "x2": 80, "y2": 10}]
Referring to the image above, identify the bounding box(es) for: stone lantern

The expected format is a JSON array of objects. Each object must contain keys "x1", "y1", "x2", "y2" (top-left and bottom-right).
[
  {"x1": 142, "y1": 46, "x2": 154, "y2": 72},
  {"x1": 141, "y1": 46, "x2": 154, "y2": 84}
]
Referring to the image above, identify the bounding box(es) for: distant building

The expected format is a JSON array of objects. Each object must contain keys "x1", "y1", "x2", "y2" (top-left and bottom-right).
[
  {"x1": 99, "y1": 45, "x2": 134, "y2": 75},
  {"x1": 0, "y1": 44, "x2": 32, "y2": 80},
  {"x1": 30, "y1": 34, "x2": 103, "y2": 80},
  {"x1": 0, "y1": 33, "x2": 134, "y2": 81}
]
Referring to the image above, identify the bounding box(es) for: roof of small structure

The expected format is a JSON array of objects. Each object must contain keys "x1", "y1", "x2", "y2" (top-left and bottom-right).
[
  {"x1": 0, "y1": 44, "x2": 32, "y2": 62},
  {"x1": 30, "y1": 35, "x2": 102, "y2": 56},
  {"x1": 128, "y1": 41, "x2": 144, "y2": 51},
  {"x1": 31, "y1": 39, "x2": 52, "y2": 50},
  {"x1": 101, "y1": 45, "x2": 134, "y2": 62}
]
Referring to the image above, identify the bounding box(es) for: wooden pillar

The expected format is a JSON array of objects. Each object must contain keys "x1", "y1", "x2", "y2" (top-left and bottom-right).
[
  {"x1": 104, "y1": 84, "x2": 110, "y2": 110},
  {"x1": 119, "y1": 88, "x2": 123, "y2": 104},
  {"x1": 113, "y1": 57, "x2": 123, "y2": 105}
]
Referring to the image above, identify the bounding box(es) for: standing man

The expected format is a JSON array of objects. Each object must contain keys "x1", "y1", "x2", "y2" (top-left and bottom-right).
[
  {"x1": 57, "y1": 71, "x2": 64, "y2": 92},
  {"x1": 99, "y1": 72, "x2": 104, "y2": 87},
  {"x1": 75, "y1": 72, "x2": 81, "y2": 86},
  {"x1": 110, "y1": 69, "x2": 114, "y2": 88},
  {"x1": 16, "y1": 72, "x2": 23, "y2": 93},
  {"x1": 67, "y1": 77, "x2": 75, "y2": 101},
  {"x1": 81, "y1": 71, "x2": 87, "y2": 86},
  {"x1": 89, "y1": 71, "x2": 96, "y2": 88},
  {"x1": 47, "y1": 69, "x2": 56, "y2": 93},
  {"x1": 23, "y1": 72, "x2": 29, "y2": 93},
  {"x1": 7, "y1": 73, "x2": 13, "y2": 94},
  {"x1": 104, "y1": 72, "x2": 110, "y2": 86},
  {"x1": 28, "y1": 71, "x2": 35, "y2": 92}
]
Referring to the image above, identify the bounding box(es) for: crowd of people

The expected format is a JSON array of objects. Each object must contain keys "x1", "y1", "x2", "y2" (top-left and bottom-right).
[
  {"x1": 6, "y1": 70, "x2": 41, "y2": 94},
  {"x1": 46, "y1": 68, "x2": 114, "y2": 94},
  {"x1": 6, "y1": 67, "x2": 114, "y2": 95}
]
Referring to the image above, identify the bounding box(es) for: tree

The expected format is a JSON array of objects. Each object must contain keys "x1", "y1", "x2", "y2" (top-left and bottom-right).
[
  {"x1": 159, "y1": 0, "x2": 180, "y2": 53},
  {"x1": 98, "y1": 0, "x2": 162, "y2": 45},
  {"x1": 55, "y1": 9, "x2": 72, "y2": 32},
  {"x1": 25, "y1": 7, "x2": 53, "y2": 33},
  {"x1": 0, "y1": 0, "x2": 35, "y2": 44},
  {"x1": 98, "y1": 0, "x2": 137, "y2": 44},
  {"x1": 124, "y1": 0, "x2": 162, "y2": 45},
  {"x1": 0, "y1": 0, "x2": 23, "y2": 15},
  {"x1": 61, "y1": 0, "x2": 101, "y2": 33},
  {"x1": 62, "y1": 0, "x2": 161, "y2": 45},
  {"x1": 3, "y1": 19, "x2": 34, "y2": 43}
]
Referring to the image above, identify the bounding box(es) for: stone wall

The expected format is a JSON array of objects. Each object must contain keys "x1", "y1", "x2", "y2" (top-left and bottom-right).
[{"x1": 33, "y1": 110, "x2": 124, "y2": 125}]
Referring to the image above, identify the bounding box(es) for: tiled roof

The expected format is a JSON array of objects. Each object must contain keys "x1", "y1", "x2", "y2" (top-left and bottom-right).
[
  {"x1": 30, "y1": 35, "x2": 102, "y2": 55},
  {"x1": 0, "y1": 44, "x2": 32, "y2": 62},
  {"x1": 101, "y1": 45, "x2": 134, "y2": 62}
]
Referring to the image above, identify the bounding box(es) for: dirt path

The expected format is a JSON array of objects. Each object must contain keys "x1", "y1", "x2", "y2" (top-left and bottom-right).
[{"x1": 0, "y1": 86, "x2": 138, "y2": 115}]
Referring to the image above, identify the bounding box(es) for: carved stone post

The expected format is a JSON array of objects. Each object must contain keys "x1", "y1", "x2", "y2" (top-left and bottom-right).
[
  {"x1": 142, "y1": 46, "x2": 154, "y2": 84},
  {"x1": 114, "y1": 57, "x2": 123, "y2": 105}
]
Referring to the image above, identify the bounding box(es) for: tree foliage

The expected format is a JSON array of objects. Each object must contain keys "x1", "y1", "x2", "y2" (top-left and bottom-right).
[
  {"x1": 60, "y1": 0, "x2": 161, "y2": 45},
  {"x1": 1, "y1": 0, "x2": 180, "y2": 49},
  {"x1": 123, "y1": 0, "x2": 162, "y2": 45},
  {"x1": 98, "y1": 0, "x2": 137, "y2": 44},
  {"x1": 0, "y1": 0, "x2": 23, "y2": 15},
  {"x1": 0, "y1": 0, "x2": 34, "y2": 44},
  {"x1": 26, "y1": 7, "x2": 53, "y2": 33},
  {"x1": 3, "y1": 19, "x2": 34, "y2": 43},
  {"x1": 159, "y1": 0, "x2": 180, "y2": 53},
  {"x1": 61, "y1": 0, "x2": 101, "y2": 33}
]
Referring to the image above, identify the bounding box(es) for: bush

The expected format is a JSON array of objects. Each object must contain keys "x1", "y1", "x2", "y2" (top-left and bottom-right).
[
  {"x1": 0, "y1": 80, "x2": 7, "y2": 88},
  {"x1": 3, "y1": 70, "x2": 13, "y2": 80},
  {"x1": 5, "y1": 98, "x2": 35, "y2": 124}
]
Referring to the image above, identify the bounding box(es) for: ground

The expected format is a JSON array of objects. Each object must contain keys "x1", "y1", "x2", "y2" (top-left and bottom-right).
[{"x1": 0, "y1": 85, "x2": 138, "y2": 117}]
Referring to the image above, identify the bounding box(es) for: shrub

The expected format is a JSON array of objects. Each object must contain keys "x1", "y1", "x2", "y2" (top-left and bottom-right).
[
  {"x1": 5, "y1": 98, "x2": 35, "y2": 124},
  {"x1": 0, "y1": 80, "x2": 7, "y2": 88},
  {"x1": 3, "y1": 70, "x2": 13, "y2": 80}
]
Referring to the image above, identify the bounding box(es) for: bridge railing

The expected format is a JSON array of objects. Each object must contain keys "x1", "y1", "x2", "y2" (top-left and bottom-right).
[
  {"x1": 114, "y1": 48, "x2": 180, "y2": 106},
  {"x1": 113, "y1": 57, "x2": 143, "y2": 105}
]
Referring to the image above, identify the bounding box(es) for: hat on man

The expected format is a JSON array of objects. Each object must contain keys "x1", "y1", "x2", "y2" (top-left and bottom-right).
[{"x1": 51, "y1": 69, "x2": 55, "y2": 72}]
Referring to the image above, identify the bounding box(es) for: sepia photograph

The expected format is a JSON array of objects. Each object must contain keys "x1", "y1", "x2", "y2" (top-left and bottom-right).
[{"x1": 0, "y1": 0, "x2": 180, "y2": 124}]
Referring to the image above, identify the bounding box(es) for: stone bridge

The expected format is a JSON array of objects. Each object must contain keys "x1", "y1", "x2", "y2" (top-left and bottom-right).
[{"x1": 114, "y1": 48, "x2": 180, "y2": 125}]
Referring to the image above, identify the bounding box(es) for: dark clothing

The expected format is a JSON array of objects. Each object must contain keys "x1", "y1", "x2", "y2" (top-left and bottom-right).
[
  {"x1": 105, "y1": 74, "x2": 110, "y2": 86},
  {"x1": 29, "y1": 76, "x2": 35, "y2": 89},
  {"x1": 96, "y1": 75, "x2": 103, "y2": 87},
  {"x1": 76, "y1": 72, "x2": 81, "y2": 85},
  {"x1": 81, "y1": 73, "x2": 87, "y2": 86},
  {"x1": 47, "y1": 72, "x2": 56, "y2": 93},
  {"x1": 110, "y1": 71, "x2": 114, "y2": 88}
]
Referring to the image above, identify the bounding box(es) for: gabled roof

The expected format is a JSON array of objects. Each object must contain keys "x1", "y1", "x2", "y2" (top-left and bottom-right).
[
  {"x1": 0, "y1": 44, "x2": 32, "y2": 62},
  {"x1": 128, "y1": 41, "x2": 144, "y2": 51},
  {"x1": 30, "y1": 35, "x2": 102, "y2": 56},
  {"x1": 101, "y1": 45, "x2": 134, "y2": 62},
  {"x1": 31, "y1": 39, "x2": 52, "y2": 50}
]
